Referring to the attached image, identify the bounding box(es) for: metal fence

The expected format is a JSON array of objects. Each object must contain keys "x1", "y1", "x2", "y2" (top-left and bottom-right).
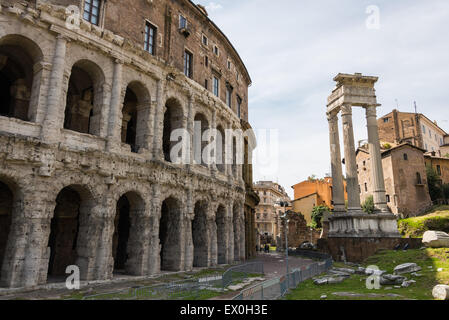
[
  {"x1": 222, "y1": 262, "x2": 264, "y2": 288},
  {"x1": 78, "y1": 262, "x2": 264, "y2": 300},
  {"x1": 80, "y1": 274, "x2": 224, "y2": 300},
  {"x1": 233, "y1": 252, "x2": 333, "y2": 300}
]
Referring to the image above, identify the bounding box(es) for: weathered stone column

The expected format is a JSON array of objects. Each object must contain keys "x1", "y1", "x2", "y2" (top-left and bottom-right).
[
  {"x1": 148, "y1": 184, "x2": 162, "y2": 274},
  {"x1": 152, "y1": 79, "x2": 165, "y2": 161},
  {"x1": 239, "y1": 206, "x2": 246, "y2": 261},
  {"x1": 208, "y1": 210, "x2": 218, "y2": 266},
  {"x1": 341, "y1": 104, "x2": 362, "y2": 212},
  {"x1": 327, "y1": 110, "x2": 346, "y2": 212},
  {"x1": 183, "y1": 190, "x2": 194, "y2": 271},
  {"x1": 106, "y1": 59, "x2": 124, "y2": 152},
  {"x1": 227, "y1": 204, "x2": 234, "y2": 263},
  {"x1": 365, "y1": 105, "x2": 389, "y2": 212},
  {"x1": 41, "y1": 35, "x2": 68, "y2": 142}
]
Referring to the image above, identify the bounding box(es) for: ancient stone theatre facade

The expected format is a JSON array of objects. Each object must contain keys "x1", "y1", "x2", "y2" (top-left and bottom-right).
[{"x1": 0, "y1": 0, "x2": 258, "y2": 288}]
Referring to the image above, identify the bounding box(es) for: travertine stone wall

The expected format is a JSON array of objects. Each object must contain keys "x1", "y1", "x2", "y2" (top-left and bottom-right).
[{"x1": 0, "y1": 1, "x2": 250, "y2": 288}]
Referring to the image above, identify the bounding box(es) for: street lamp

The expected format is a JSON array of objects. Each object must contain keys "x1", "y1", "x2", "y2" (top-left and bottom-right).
[{"x1": 276, "y1": 199, "x2": 290, "y2": 282}]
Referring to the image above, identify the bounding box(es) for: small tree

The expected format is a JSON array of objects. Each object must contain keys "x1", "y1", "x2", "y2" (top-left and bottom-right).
[
  {"x1": 362, "y1": 195, "x2": 375, "y2": 214},
  {"x1": 443, "y1": 183, "x2": 449, "y2": 199},
  {"x1": 426, "y1": 165, "x2": 443, "y2": 201},
  {"x1": 311, "y1": 205, "x2": 329, "y2": 229}
]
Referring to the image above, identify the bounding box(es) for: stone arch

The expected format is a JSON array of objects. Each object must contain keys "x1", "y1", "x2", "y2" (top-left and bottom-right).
[
  {"x1": 192, "y1": 200, "x2": 209, "y2": 267},
  {"x1": 193, "y1": 113, "x2": 210, "y2": 166},
  {"x1": 112, "y1": 191, "x2": 146, "y2": 275},
  {"x1": 216, "y1": 204, "x2": 227, "y2": 264},
  {"x1": 0, "y1": 34, "x2": 43, "y2": 122},
  {"x1": 63, "y1": 59, "x2": 105, "y2": 136},
  {"x1": 121, "y1": 81, "x2": 151, "y2": 153},
  {"x1": 47, "y1": 184, "x2": 95, "y2": 279},
  {"x1": 163, "y1": 98, "x2": 184, "y2": 162},
  {"x1": 216, "y1": 124, "x2": 226, "y2": 172},
  {"x1": 159, "y1": 196, "x2": 183, "y2": 271}
]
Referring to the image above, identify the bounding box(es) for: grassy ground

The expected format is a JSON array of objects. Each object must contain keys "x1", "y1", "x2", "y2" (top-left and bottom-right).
[
  {"x1": 398, "y1": 205, "x2": 449, "y2": 238},
  {"x1": 285, "y1": 248, "x2": 449, "y2": 300}
]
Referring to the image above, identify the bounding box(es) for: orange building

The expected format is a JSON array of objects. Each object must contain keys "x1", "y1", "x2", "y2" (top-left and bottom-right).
[{"x1": 291, "y1": 177, "x2": 348, "y2": 223}]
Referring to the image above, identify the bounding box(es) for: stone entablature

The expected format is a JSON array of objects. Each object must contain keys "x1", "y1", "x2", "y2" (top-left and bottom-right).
[{"x1": 0, "y1": 1, "x2": 253, "y2": 288}]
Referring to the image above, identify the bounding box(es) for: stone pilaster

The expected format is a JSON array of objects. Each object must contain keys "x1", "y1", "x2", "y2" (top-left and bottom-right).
[
  {"x1": 106, "y1": 59, "x2": 124, "y2": 153},
  {"x1": 327, "y1": 110, "x2": 346, "y2": 212},
  {"x1": 227, "y1": 204, "x2": 234, "y2": 264},
  {"x1": 41, "y1": 34, "x2": 68, "y2": 143},
  {"x1": 208, "y1": 210, "x2": 218, "y2": 266},
  {"x1": 341, "y1": 104, "x2": 362, "y2": 212},
  {"x1": 365, "y1": 105, "x2": 389, "y2": 212},
  {"x1": 152, "y1": 79, "x2": 165, "y2": 161}
]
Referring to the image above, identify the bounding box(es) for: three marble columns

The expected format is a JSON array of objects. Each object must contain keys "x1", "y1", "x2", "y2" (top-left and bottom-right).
[{"x1": 327, "y1": 103, "x2": 388, "y2": 214}]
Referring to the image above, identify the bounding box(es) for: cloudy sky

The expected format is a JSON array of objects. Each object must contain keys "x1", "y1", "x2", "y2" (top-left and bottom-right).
[{"x1": 197, "y1": 0, "x2": 449, "y2": 198}]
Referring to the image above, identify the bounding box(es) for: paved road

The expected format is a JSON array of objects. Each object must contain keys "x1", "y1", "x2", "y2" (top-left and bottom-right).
[{"x1": 252, "y1": 252, "x2": 315, "y2": 279}]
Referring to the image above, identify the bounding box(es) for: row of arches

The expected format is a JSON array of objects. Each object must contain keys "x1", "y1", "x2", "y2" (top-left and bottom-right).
[
  {"x1": 0, "y1": 179, "x2": 244, "y2": 286},
  {"x1": 0, "y1": 34, "x2": 240, "y2": 168}
]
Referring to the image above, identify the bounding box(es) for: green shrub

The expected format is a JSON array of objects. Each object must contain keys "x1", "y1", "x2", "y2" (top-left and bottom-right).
[
  {"x1": 311, "y1": 205, "x2": 329, "y2": 229},
  {"x1": 361, "y1": 195, "x2": 375, "y2": 214}
]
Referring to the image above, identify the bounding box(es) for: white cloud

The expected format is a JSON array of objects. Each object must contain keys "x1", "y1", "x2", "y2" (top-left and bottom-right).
[{"x1": 205, "y1": 2, "x2": 223, "y2": 12}]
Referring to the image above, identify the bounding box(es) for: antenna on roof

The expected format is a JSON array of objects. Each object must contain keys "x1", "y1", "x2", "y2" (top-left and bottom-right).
[
  {"x1": 395, "y1": 99, "x2": 399, "y2": 109},
  {"x1": 414, "y1": 101, "x2": 418, "y2": 114}
]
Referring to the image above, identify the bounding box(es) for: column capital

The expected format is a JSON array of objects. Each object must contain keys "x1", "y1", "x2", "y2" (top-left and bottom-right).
[
  {"x1": 327, "y1": 110, "x2": 339, "y2": 122},
  {"x1": 340, "y1": 104, "x2": 353, "y2": 115},
  {"x1": 365, "y1": 105, "x2": 378, "y2": 118}
]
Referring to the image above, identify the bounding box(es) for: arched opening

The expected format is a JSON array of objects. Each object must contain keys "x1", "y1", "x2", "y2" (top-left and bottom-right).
[
  {"x1": 194, "y1": 113, "x2": 210, "y2": 166},
  {"x1": 113, "y1": 195, "x2": 131, "y2": 273},
  {"x1": 233, "y1": 204, "x2": 240, "y2": 261},
  {"x1": 121, "y1": 88, "x2": 138, "y2": 152},
  {"x1": 163, "y1": 98, "x2": 184, "y2": 162},
  {"x1": 0, "y1": 35, "x2": 42, "y2": 121},
  {"x1": 192, "y1": 201, "x2": 209, "y2": 267},
  {"x1": 112, "y1": 191, "x2": 145, "y2": 275},
  {"x1": 64, "y1": 60, "x2": 104, "y2": 135},
  {"x1": 0, "y1": 181, "x2": 13, "y2": 282},
  {"x1": 48, "y1": 187, "x2": 83, "y2": 278},
  {"x1": 216, "y1": 205, "x2": 227, "y2": 264},
  {"x1": 216, "y1": 125, "x2": 226, "y2": 172},
  {"x1": 120, "y1": 82, "x2": 151, "y2": 154},
  {"x1": 159, "y1": 197, "x2": 182, "y2": 271}
]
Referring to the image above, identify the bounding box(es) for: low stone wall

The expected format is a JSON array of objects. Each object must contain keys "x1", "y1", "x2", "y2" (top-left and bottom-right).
[{"x1": 317, "y1": 237, "x2": 423, "y2": 262}]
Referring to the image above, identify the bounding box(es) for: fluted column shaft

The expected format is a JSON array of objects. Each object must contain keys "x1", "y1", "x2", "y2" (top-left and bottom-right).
[
  {"x1": 106, "y1": 60, "x2": 123, "y2": 152},
  {"x1": 327, "y1": 111, "x2": 346, "y2": 212},
  {"x1": 365, "y1": 105, "x2": 389, "y2": 212},
  {"x1": 341, "y1": 104, "x2": 362, "y2": 211}
]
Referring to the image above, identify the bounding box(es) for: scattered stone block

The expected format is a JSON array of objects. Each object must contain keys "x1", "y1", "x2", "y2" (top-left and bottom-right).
[
  {"x1": 380, "y1": 274, "x2": 407, "y2": 285},
  {"x1": 437, "y1": 268, "x2": 443, "y2": 272},
  {"x1": 432, "y1": 285, "x2": 449, "y2": 300},
  {"x1": 401, "y1": 280, "x2": 416, "y2": 288},
  {"x1": 394, "y1": 263, "x2": 422, "y2": 275},
  {"x1": 320, "y1": 294, "x2": 327, "y2": 299},
  {"x1": 422, "y1": 231, "x2": 449, "y2": 248},
  {"x1": 365, "y1": 267, "x2": 386, "y2": 276}
]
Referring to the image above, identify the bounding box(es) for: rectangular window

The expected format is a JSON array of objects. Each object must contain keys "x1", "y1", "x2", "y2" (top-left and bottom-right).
[
  {"x1": 422, "y1": 125, "x2": 426, "y2": 134},
  {"x1": 179, "y1": 15, "x2": 187, "y2": 29},
  {"x1": 383, "y1": 118, "x2": 389, "y2": 123},
  {"x1": 204, "y1": 79, "x2": 208, "y2": 90},
  {"x1": 214, "y1": 45, "x2": 219, "y2": 56},
  {"x1": 386, "y1": 195, "x2": 390, "y2": 203},
  {"x1": 237, "y1": 95, "x2": 242, "y2": 118},
  {"x1": 227, "y1": 60, "x2": 231, "y2": 69},
  {"x1": 226, "y1": 88, "x2": 232, "y2": 108},
  {"x1": 204, "y1": 56, "x2": 209, "y2": 67},
  {"x1": 364, "y1": 183, "x2": 368, "y2": 192},
  {"x1": 202, "y1": 34, "x2": 208, "y2": 46},
  {"x1": 184, "y1": 50, "x2": 193, "y2": 78},
  {"x1": 213, "y1": 76, "x2": 219, "y2": 97},
  {"x1": 83, "y1": 0, "x2": 101, "y2": 25},
  {"x1": 144, "y1": 22, "x2": 157, "y2": 55},
  {"x1": 437, "y1": 165, "x2": 442, "y2": 176}
]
